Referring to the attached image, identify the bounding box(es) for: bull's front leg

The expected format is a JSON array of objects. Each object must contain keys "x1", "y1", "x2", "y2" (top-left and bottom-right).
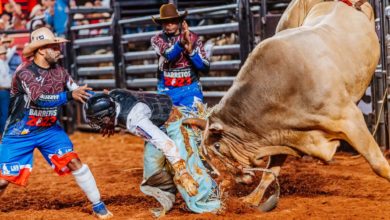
[{"x1": 241, "y1": 155, "x2": 287, "y2": 210}]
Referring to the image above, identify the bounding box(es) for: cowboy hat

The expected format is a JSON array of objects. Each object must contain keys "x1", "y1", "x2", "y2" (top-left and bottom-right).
[
  {"x1": 152, "y1": 3, "x2": 187, "y2": 25},
  {"x1": 22, "y1": 27, "x2": 69, "y2": 58},
  {"x1": 1, "y1": 37, "x2": 12, "y2": 43}
]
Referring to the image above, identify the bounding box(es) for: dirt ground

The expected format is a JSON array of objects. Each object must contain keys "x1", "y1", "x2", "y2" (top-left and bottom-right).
[{"x1": 1, "y1": 132, "x2": 390, "y2": 220}]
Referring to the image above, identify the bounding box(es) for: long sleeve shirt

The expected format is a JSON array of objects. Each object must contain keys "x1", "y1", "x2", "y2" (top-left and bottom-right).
[
  {"x1": 4, "y1": 61, "x2": 78, "y2": 136},
  {"x1": 122, "y1": 102, "x2": 181, "y2": 164},
  {"x1": 151, "y1": 31, "x2": 210, "y2": 90}
]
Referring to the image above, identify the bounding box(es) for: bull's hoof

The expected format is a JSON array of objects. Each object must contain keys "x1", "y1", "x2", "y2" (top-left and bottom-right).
[
  {"x1": 258, "y1": 194, "x2": 279, "y2": 212},
  {"x1": 240, "y1": 193, "x2": 279, "y2": 212}
]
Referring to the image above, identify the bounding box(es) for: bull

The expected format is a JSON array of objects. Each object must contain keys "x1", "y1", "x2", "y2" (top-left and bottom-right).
[{"x1": 184, "y1": 0, "x2": 389, "y2": 211}]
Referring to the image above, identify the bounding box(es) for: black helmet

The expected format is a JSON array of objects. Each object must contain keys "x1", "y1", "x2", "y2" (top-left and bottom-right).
[{"x1": 84, "y1": 93, "x2": 116, "y2": 128}]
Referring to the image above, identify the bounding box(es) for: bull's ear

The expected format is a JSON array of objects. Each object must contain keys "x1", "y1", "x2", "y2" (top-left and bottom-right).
[{"x1": 209, "y1": 122, "x2": 223, "y2": 134}]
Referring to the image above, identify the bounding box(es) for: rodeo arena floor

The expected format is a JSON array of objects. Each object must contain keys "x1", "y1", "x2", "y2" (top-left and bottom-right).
[
  {"x1": 0, "y1": 133, "x2": 389, "y2": 219},
  {"x1": 2, "y1": 0, "x2": 390, "y2": 219}
]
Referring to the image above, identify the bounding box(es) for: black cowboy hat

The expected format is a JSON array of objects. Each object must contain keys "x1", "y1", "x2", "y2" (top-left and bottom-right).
[{"x1": 152, "y1": 3, "x2": 188, "y2": 25}]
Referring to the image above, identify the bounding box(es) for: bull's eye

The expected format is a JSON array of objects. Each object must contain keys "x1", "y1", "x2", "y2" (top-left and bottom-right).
[{"x1": 214, "y1": 143, "x2": 221, "y2": 151}]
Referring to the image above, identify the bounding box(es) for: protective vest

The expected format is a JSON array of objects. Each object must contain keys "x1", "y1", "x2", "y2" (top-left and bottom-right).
[{"x1": 109, "y1": 89, "x2": 172, "y2": 128}]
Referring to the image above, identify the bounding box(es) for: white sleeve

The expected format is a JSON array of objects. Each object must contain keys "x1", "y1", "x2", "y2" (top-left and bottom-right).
[
  {"x1": 6, "y1": 46, "x2": 16, "y2": 63},
  {"x1": 127, "y1": 103, "x2": 182, "y2": 164}
]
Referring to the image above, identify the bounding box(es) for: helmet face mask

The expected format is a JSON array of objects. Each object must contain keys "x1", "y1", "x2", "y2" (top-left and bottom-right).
[
  {"x1": 87, "y1": 114, "x2": 115, "y2": 130},
  {"x1": 85, "y1": 93, "x2": 116, "y2": 131}
]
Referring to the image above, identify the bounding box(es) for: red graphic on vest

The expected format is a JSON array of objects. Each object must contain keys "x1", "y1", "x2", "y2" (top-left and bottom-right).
[
  {"x1": 164, "y1": 77, "x2": 192, "y2": 87},
  {"x1": 26, "y1": 116, "x2": 57, "y2": 127},
  {"x1": 163, "y1": 69, "x2": 192, "y2": 87}
]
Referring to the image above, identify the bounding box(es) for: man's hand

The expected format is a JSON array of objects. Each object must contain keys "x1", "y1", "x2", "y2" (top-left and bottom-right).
[
  {"x1": 172, "y1": 160, "x2": 199, "y2": 196},
  {"x1": 181, "y1": 21, "x2": 193, "y2": 54},
  {"x1": 72, "y1": 84, "x2": 92, "y2": 103},
  {"x1": 178, "y1": 172, "x2": 198, "y2": 196},
  {"x1": 100, "y1": 116, "x2": 115, "y2": 137},
  {"x1": 101, "y1": 127, "x2": 114, "y2": 137}
]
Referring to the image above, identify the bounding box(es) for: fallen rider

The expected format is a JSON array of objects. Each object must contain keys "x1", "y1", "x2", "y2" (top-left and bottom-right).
[{"x1": 84, "y1": 89, "x2": 220, "y2": 216}]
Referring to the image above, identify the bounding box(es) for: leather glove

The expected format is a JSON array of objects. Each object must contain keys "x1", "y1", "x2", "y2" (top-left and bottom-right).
[{"x1": 172, "y1": 160, "x2": 199, "y2": 196}]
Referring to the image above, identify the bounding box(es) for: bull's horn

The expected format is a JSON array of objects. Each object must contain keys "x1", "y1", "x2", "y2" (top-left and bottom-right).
[
  {"x1": 182, "y1": 118, "x2": 207, "y2": 130},
  {"x1": 251, "y1": 146, "x2": 300, "y2": 166}
]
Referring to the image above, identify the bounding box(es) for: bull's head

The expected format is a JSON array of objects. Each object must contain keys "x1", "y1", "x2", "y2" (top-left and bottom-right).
[{"x1": 183, "y1": 117, "x2": 245, "y2": 179}]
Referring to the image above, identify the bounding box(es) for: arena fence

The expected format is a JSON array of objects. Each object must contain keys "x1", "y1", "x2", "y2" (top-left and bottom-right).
[{"x1": 369, "y1": 0, "x2": 390, "y2": 149}]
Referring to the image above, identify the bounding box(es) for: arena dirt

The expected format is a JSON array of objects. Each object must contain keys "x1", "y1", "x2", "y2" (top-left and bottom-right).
[{"x1": 1, "y1": 132, "x2": 390, "y2": 219}]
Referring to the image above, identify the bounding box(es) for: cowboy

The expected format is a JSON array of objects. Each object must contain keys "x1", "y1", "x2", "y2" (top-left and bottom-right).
[
  {"x1": 0, "y1": 27, "x2": 113, "y2": 219},
  {"x1": 151, "y1": 3, "x2": 210, "y2": 112},
  {"x1": 85, "y1": 89, "x2": 221, "y2": 216}
]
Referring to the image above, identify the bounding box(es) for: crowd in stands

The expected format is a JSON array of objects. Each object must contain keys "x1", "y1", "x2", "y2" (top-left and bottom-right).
[
  {"x1": 0, "y1": 0, "x2": 110, "y2": 34},
  {"x1": 72, "y1": 0, "x2": 111, "y2": 37}
]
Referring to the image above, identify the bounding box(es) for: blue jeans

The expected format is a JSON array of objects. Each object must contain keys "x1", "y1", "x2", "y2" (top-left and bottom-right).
[{"x1": 0, "y1": 90, "x2": 10, "y2": 134}]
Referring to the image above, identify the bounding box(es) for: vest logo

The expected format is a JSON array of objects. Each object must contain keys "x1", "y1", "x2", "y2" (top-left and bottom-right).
[
  {"x1": 21, "y1": 129, "x2": 30, "y2": 135},
  {"x1": 1, "y1": 162, "x2": 20, "y2": 176},
  {"x1": 35, "y1": 76, "x2": 43, "y2": 82}
]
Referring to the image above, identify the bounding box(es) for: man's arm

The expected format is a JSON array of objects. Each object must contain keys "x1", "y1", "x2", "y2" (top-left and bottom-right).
[
  {"x1": 134, "y1": 116, "x2": 182, "y2": 165},
  {"x1": 126, "y1": 102, "x2": 181, "y2": 164},
  {"x1": 187, "y1": 36, "x2": 210, "y2": 72},
  {"x1": 19, "y1": 70, "x2": 91, "y2": 107},
  {"x1": 181, "y1": 22, "x2": 210, "y2": 73}
]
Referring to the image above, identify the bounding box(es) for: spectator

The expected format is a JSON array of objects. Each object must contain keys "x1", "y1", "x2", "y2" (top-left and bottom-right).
[
  {"x1": 151, "y1": 4, "x2": 210, "y2": 112},
  {"x1": 44, "y1": 0, "x2": 69, "y2": 36},
  {"x1": 5, "y1": 0, "x2": 27, "y2": 30},
  {"x1": 1, "y1": 14, "x2": 11, "y2": 30},
  {"x1": 3, "y1": 3, "x2": 14, "y2": 21},
  {"x1": 27, "y1": 4, "x2": 46, "y2": 31},
  {"x1": 1, "y1": 37, "x2": 21, "y2": 74},
  {"x1": 94, "y1": 0, "x2": 102, "y2": 7},
  {"x1": 0, "y1": 45, "x2": 10, "y2": 138},
  {"x1": 73, "y1": 13, "x2": 89, "y2": 36}
]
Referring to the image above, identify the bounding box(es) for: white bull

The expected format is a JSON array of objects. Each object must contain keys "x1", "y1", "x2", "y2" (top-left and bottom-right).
[{"x1": 185, "y1": 0, "x2": 388, "y2": 210}]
